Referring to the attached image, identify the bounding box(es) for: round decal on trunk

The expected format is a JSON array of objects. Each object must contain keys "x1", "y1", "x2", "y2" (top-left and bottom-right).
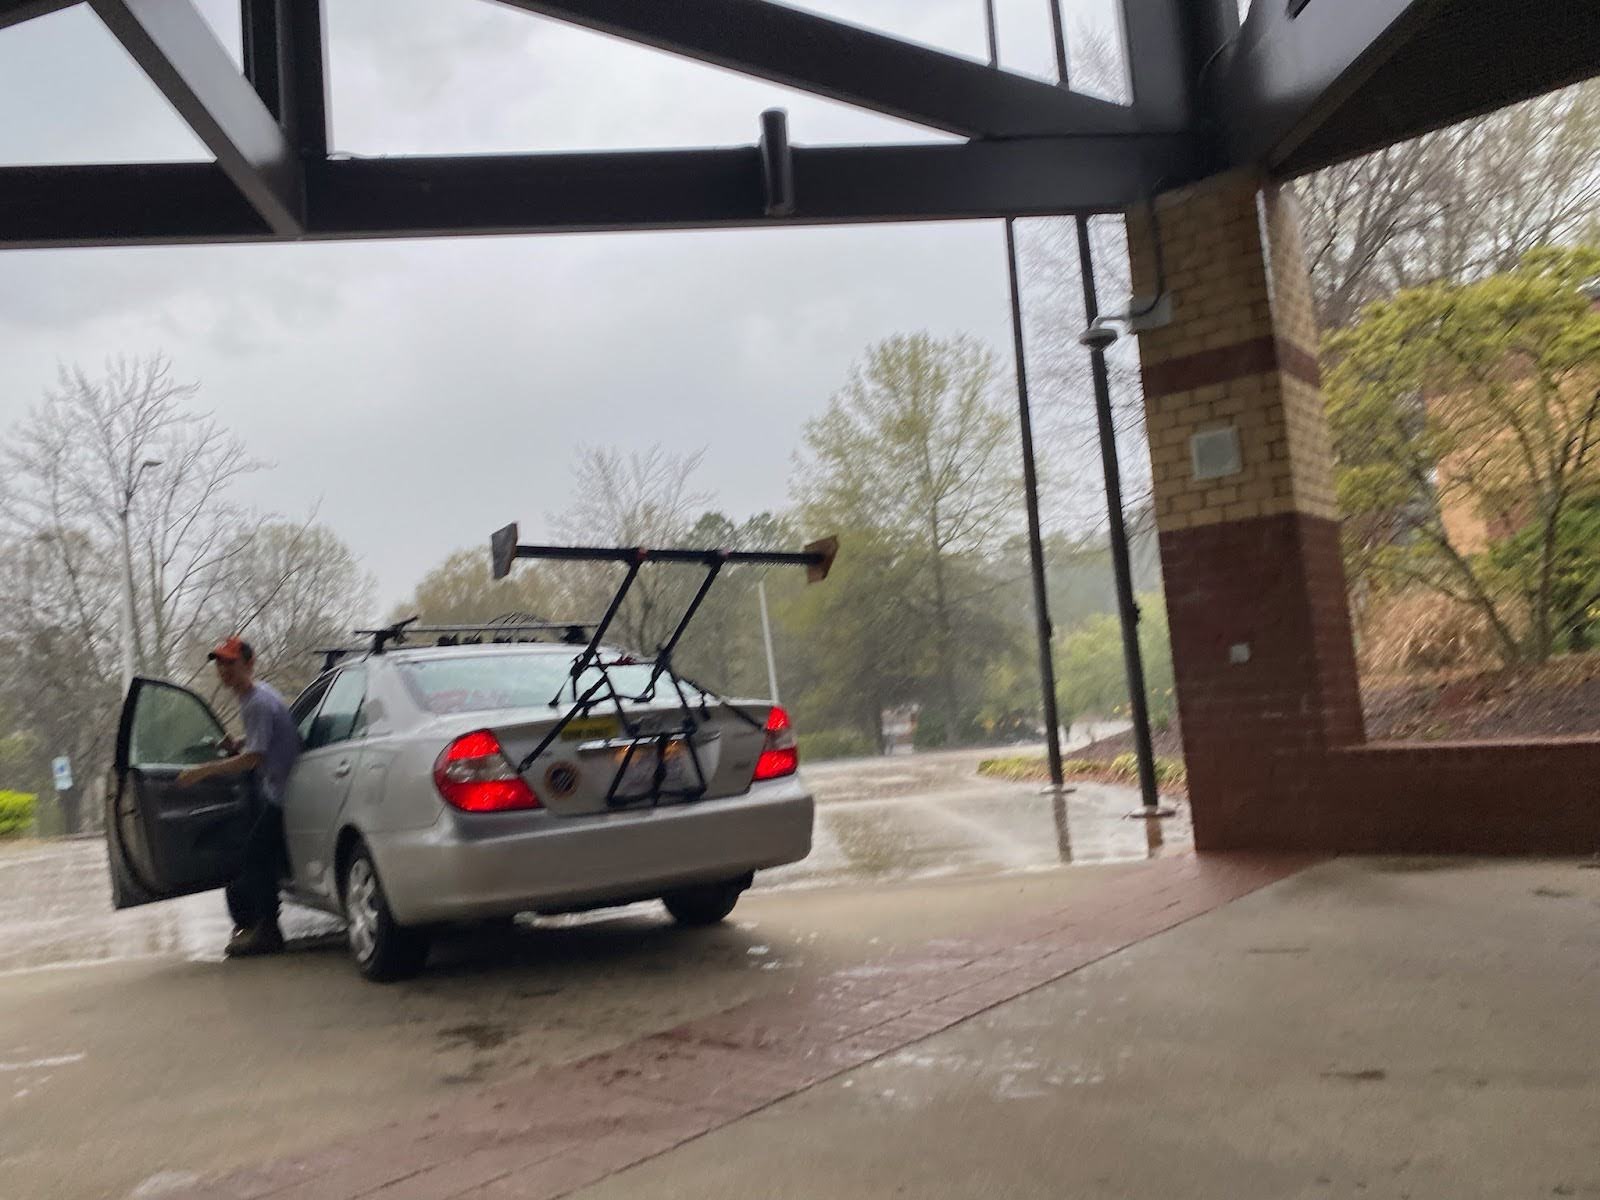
[{"x1": 544, "y1": 761, "x2": 580, "y2": 798}]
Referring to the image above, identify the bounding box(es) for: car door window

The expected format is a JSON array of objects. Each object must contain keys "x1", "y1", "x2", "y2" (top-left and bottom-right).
[
  {"x1": 291, "y1": 675, "x2": 335, "y2": 744},
  {"x1": 129, "y1": 681, "x2": 228, "y2": 766},
  {"x1": 305, "y1": 669, "x2": 366, "y2": 751}
]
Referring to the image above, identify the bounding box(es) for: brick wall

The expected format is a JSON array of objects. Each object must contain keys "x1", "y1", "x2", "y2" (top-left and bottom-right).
[{"x1": 1126, "y1": 171, "x2": 1600, "y2": 856}]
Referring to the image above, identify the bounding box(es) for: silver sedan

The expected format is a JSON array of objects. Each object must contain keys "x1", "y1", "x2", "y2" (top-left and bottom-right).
[{"x1": 106, "y1": 642, "x2": 813, "y2": 980}]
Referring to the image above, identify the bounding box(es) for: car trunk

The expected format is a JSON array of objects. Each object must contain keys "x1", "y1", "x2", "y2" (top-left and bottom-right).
[{"x1": 485, "y1": 697, "x2": 772, "y2": 816}]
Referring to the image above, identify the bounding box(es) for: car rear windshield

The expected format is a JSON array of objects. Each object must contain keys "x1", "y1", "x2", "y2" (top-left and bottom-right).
[{"x1": 397, "y1": 653, "x2": 703, "y2": 715}]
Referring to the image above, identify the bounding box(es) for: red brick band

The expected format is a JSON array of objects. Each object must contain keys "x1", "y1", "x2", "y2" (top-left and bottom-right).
[
  {"x1": 1142, "y1": 334, "x2": 1321, "y2": 399},
  {"x1": 168, "y1": 854, "x2": 1315, "y2": 1200}
]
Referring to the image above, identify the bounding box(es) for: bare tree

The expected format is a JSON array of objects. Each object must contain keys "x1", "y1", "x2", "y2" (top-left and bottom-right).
[
  {"x1": 0, "y1": 356, "x2": 374, "y2": 816},
  {"x1": 549, "y1": 445, "x2": 713, "y2": 652},
  {"x1": 1018, "y1": 213, "x2": 1152, "y2": 538},
  {"x1": 0, "y1": 530, "x2": 121, "y2": 811},
  {"x1": 1299, "y1": 80, "x2": 1600, "y2": 329},
  {"x1": 1, "y1": 357, "x2": 264, "y2": 679},
  {"x1": 221, "y1": 520, "x2": 376, "y2": 696},
  {"x1": 396, "y1": 547, "x2": 559, "y2": 626},
  {"x1": 1002, "y1": 18, "x2": 1155, "y2": 539}
]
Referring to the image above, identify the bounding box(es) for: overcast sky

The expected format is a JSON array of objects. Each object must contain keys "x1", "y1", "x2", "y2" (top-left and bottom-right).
[{"x1": 0, "y1": 0, "x2": 1132, "y2": 605}]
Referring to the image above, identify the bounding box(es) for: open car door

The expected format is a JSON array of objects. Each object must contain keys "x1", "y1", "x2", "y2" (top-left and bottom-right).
[{"x1": 106, "y1": 677, "x2": 258, "y2": 910}]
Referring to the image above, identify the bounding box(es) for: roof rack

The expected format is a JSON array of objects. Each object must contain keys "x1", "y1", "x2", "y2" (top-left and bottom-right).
[{"x1": 311, "y1": 615, "x2": 600, "y2": 672}]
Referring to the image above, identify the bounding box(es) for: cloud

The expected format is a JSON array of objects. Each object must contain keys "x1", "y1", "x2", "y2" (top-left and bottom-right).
[{"x1": 0, "y1": 0, "x2": 1126, "y2": 605}]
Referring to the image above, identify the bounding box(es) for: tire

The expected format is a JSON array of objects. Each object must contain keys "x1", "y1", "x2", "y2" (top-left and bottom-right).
[
  {"x1": 662, "y1": 876, "x2": 749, "y2": 927},
  {"x1": 341, "y1": 843, "x2": 430, "y2": 982}
]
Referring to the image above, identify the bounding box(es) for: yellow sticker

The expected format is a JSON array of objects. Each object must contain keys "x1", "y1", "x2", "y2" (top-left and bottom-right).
[{"x1": 560, "y1": 715, "x2": 620, "y2": 742}]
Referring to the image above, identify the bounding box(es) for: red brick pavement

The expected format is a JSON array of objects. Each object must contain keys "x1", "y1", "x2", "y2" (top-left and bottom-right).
[{"x1": 165, "y1": 852, "x2": 1317, "y2": 1200}]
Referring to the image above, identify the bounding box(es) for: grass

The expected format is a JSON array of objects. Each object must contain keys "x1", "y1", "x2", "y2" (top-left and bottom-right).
[{"x1": 978, "y1": 753, "x2": 1188, "y2": 791}]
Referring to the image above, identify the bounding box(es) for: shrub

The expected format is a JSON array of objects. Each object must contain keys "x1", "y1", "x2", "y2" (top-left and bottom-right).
[
  {"x1": 1107, "y1": 753, "x2": 1139, "y2": 781},
  {"x1": 1155, "y1": 757, "x2": 1187, "y2": 786},
  {"x1": 799, "y1": 728, "x2": 877, "y2": 762},
  {"x1": 977, "y1": 755, "x2": 1050, "y2": 782},
  {"x1": 1358, "y1": 588, "x2": 1504, "y2": 675},
  {"x1": 0, "y1": 791, "x2": 36, "y2": 839}
]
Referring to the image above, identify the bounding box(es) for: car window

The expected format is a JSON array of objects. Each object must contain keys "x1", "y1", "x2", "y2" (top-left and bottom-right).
[
  {"x1": 397, "y1": 653, "x2": 705, "y2": 716},
  {"x1": 128, "y1": 681, "x2": 226, "y2": 767},
  {"x1": 305, "y1": 669, "x2": 366, "y2": 751},
  {"x1": 290, "y1": 675, "x2": 334, "y2": 744}
]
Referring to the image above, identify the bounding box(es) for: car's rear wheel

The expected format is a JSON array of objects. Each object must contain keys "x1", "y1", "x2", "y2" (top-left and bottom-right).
[
  {"x1": 341, "y1": 844, "x2": 429, "y2": 982},
  {"x1": 662, "y1": 876, "x2": 749, "y2": 927}
]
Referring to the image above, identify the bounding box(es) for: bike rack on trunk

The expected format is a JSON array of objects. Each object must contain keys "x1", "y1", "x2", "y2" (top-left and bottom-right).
[{"x1": 489, "y1": 524, "x2": 837, "y2": 806}]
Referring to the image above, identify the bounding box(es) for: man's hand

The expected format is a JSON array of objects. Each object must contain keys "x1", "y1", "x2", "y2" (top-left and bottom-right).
[{"x1": 175, "y1": 751, "x2": 259, "y2": 788}]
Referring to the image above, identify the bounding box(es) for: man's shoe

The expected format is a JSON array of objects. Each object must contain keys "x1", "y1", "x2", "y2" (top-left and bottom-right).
[{"x1": 225, "y1": 924, "x2": 285, "y2": 958}]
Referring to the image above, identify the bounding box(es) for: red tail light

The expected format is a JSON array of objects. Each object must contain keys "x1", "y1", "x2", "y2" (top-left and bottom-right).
[
  {"x1": 433, "y1": 729, "x2": 541, "y2": 812},
  {"x1": 753, "y1": 705, "x2": 799, "y2": 781}
]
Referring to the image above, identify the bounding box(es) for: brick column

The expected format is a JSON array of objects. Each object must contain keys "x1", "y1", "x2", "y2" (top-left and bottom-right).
[{"x1": 1127, "y1": 172, "x2": 1363, "y2": 849}]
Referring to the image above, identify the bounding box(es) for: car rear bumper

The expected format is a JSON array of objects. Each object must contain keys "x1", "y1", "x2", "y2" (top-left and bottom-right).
[{"x1": 369, "y1": 776, "x2": 813, "y2": 924}]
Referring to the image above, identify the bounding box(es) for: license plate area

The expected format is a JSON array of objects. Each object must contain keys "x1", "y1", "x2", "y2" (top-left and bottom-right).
[{"x1": 581, "y1": 732, "x2": 720, "y2": 807}]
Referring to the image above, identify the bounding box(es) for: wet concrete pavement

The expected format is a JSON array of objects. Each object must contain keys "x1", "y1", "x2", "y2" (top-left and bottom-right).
[
  {"x1": 0, "y1": 749, "x2": 1183, "y2": 1199},
  {"x1": 0, "y1": 747, "x2": 1187, "y2": 978},
  {"x1": 575, "y1": 857, "x2": 1600, "y2": 1200}
]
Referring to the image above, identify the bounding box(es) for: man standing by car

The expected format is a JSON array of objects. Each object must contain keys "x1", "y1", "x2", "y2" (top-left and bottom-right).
[{"x1": 176, "y1": 636, "x2": 301, "y2": 957}]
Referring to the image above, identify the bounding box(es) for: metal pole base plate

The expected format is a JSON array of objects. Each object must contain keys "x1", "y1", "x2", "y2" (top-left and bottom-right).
[{"x1": 1124, "y1": 805, "x2": 1177, "y2": 820}]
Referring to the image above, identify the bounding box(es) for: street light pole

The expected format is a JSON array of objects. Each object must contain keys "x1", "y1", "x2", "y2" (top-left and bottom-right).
[
  {"x1": 119, "y1": 459, "x2": 161, "y2": 694},
  {"x1": 1073, "y1": 220, "x2": 1167, "y2": 817},
  {"x1": 757, "y1": 575, "x2": 781, "y2": 704}
]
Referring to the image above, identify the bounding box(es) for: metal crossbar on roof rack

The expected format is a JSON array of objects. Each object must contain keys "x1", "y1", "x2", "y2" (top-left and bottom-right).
[{"x1": 311, "y1": 615, "x2": 602, "y2": 671}]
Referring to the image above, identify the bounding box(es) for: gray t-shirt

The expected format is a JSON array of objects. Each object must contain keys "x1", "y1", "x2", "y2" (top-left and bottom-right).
[{"x1": 240, "y1": 682, "x2": 301, "y2": 805}]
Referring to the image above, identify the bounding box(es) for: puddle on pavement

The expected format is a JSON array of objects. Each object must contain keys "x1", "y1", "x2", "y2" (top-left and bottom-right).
[{"x1": 765, "y1": 776, "x2": 1190, "y2": 892}]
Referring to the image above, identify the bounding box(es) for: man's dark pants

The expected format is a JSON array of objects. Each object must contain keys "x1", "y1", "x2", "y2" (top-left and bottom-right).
[{"x1": 225, "y1": 802, "x2": 286, "y2": 930}]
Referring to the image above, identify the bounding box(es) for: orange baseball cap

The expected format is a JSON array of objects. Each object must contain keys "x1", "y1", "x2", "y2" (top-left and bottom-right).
[{"x1": 207, "y1": 635, "x2": 252, "y2": 663}]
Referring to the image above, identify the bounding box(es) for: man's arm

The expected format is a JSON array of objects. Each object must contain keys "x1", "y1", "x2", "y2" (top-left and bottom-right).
[
  {"x1": 176, "y1": 752, "x2": 262, "y2": 789},
  {"x1": 177, "y1": 695, "x2": 265, "y2": 788}
]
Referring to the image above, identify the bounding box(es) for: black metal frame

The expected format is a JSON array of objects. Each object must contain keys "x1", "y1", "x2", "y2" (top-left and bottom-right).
[{"x1": 5, "y1": 0, "x2": 1583, "y2": 250}]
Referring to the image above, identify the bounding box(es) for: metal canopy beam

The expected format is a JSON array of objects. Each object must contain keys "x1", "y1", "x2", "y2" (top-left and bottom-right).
[
  {"x1": 0, "y1": 134, "x2": 1196, "y2": 249},
  {"x1": 1120, "y1": 0, "x2": 1194, "y2": 132},
  {"x1": 496, "y1": 0, "x2": 1141, "y2": 138},
  {"x1": 88, "y1": 0, "x2": 304, "y2": 234},
  {"x1": 1210, "y1": 0, "x2": 1443, "y2": 170},
  {"x1": 0, "y1": 0, "x2": 77, "y2": 30},
  {"x1": 1276, "y1": 0, "x2": 1600, "y2": 175}
]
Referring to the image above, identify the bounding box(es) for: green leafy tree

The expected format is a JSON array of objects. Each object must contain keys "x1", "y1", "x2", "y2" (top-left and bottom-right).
[
  {"x1": 796, "y1": 334, "x2": 1019, "y2": 740},
  {"x1": 1055, "y1": 594, "x2": 1175, "y2": 729},
  {"x1": 1327, "y1": 245, "x2": 1600, "y2": 664},
  {"x1": 673, "y1": 510, "x2": 794, "y2": 697},
  {"x1": 773, "y1": 530, "x2": 926, "y2": 748}
]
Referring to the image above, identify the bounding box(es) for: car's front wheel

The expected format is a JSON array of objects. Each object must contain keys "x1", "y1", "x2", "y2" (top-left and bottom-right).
[
  {"x1": 662, "y1": 876, "x2": 749, "y2": 927},
  {"x1": 342, "y1": 843, "x2": 430, "y2": 982}
]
